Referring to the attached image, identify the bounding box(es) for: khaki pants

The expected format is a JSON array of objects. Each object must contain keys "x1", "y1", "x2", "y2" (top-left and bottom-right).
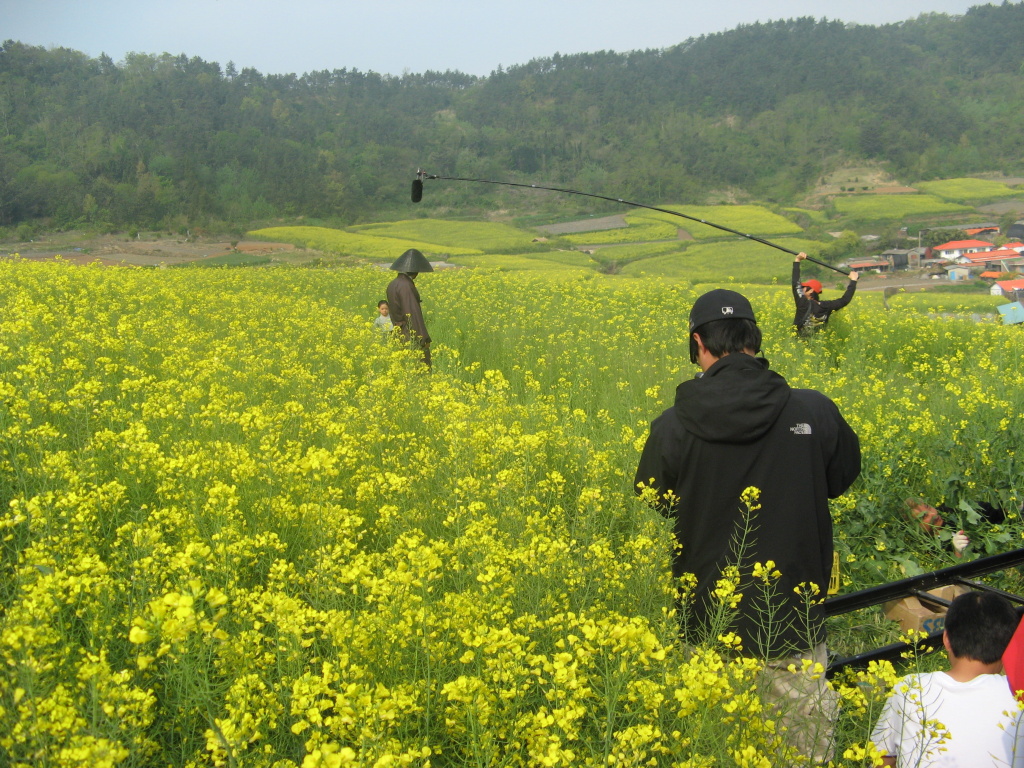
[{"x1": 760, "y1": 643, "x2": 838, "y2": 765}]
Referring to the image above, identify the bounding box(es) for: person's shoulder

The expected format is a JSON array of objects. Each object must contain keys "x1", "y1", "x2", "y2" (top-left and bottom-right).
[
  {"x1": 788, "y1": 387, "x2": 839, "y2": 410},
  {"x1": 887, "y1": 671, "x2": 940, "y2": 697},
  {"x1": 650, "y1": 404, "x2": 679, "y2": 428},
  {"x1": 895, "y1": 670, "x2": 931, "y2": 685},
  {"x1": 647, "y1": 403, "x2": 686, "y2": 438},
  {"x1": 923, "y1": 671, "x2": 1013, "y2": 695},
  {"x1": 789, "y1": 386, "x2": 828, "y2": 397},
  {"x1": 967, "y1": 672, "x2": 1019, "y2": 693}
]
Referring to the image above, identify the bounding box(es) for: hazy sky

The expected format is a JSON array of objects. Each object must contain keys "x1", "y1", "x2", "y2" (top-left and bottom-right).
[{"x1": 3, "y1": 0, "x2": 982, "y2": 77}]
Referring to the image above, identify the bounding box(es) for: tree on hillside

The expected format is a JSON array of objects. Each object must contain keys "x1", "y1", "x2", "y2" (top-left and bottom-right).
[{"x1": 2, "y1": 3, "x2": 1024, "y2": 232}]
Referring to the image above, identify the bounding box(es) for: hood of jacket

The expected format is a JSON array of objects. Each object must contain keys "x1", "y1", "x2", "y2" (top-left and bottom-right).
[{"x1": 673, "y1": 353, "x2": 791, "y2": 444}]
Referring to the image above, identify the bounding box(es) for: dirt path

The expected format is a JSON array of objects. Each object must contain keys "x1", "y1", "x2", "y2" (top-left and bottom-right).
[
  {"x1": 534, "y1": 214, "x2": 628, "y2": 235},
  {"x1": 2, "y1": 234, "x2": 304, "y2": 267},
  {"x1": 978, "y1": 200, "x2": 1024, "y2": 216},
  {"x1": 856, "y1": 275, "x2": 949, "y2": 292}
]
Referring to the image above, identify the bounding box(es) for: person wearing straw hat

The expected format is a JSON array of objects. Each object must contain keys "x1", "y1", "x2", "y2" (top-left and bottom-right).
[
  {"x1": 386, "y1": 248, "x2": 434, "y2": 367},
  {"x1": 793, "y1": 252, "x2": 859, "y2": 335}
]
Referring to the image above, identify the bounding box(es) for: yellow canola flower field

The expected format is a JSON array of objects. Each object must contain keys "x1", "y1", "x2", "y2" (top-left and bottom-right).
[
  {"x1": 249, "y1": 226, "x2": 483, "y2": 261},
  {"x1": 0, "y1": 261, "x2": 1022, "y2": 767}
]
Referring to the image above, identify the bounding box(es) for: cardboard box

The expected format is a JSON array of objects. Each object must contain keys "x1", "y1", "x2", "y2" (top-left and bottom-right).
[{"x1": 883, "y1": 585, "x2": 969, "y2": 635}]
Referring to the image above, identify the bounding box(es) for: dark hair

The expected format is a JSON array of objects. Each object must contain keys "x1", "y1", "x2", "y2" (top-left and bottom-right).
[
  {"x1": 378, "y1": 300, "x2": 389, "y2": 308},
  {"x1": 690, "y1": 318, "x2": 762, "y2": 363},
  {"x1": 944, "y1": 591, "x2": 1019, "y2": 663}
]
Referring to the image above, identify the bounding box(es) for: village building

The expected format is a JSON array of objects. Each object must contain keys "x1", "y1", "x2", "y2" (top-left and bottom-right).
[
  {"x1": 945, "y1": 264, "x2": 972, "y2": 281},
  {"x1": 963, "y1": 224, "x2": 1000, "y2": 238},
  {"x1": 991, "y1": 277, "x2": 1024, "y2": 298},
  {"x1": 877, "y1": 249, "x2": 916, "y2": 270},
  {"x1": 918, "y1": 222, "x2": 999, "y2": 245},
  {"x1": 849, "y1": 257, "x2": 892, "y2": 273},
  {"x1": 958, "y1": 248, "x2": 1024, "y2": 271},
  {"x1": 931, "y1": 239, "x2": 996, "y2": 260},
  {"x1": 907, "y1": 247, "x2": 928, "y2": 266}
]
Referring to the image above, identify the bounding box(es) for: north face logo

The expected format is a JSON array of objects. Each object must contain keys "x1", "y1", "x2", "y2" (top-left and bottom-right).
[{"x1": 790, "y1": 423, "x2": 812, "y2": 435}]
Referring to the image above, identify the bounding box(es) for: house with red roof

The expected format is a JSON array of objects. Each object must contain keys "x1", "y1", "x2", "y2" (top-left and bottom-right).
[
  {"x1": 991, "y1": 278, "x2": 1024, "y2": 297},
  {"x1": 964, "y1": 225, "x2": 1000, "y2": 237},
  {"x1": 849, "y1": 258, "x2": 892, "y2": 272},
  {"x1": 1004, "y1": 241, "x2": 1024, "y2": 253},
  {"x1": 959, "y1": 248, "x2": 1024, "y2": 269},
  {"x1": 932, "y1": 239, "x2": 995, "y2": 260}
]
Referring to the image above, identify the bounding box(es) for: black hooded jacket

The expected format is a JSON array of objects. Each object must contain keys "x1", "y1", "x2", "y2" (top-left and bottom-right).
[
  {"x1": 792, "y1": 262, "x2": 857, "y2": 333},
  {"x1": 634, "y1": 353, "x2": 860, "y2": 657}
]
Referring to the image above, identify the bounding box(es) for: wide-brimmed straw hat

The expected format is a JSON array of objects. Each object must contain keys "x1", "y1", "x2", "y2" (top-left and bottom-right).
[{"x1": 390, "y1": 249, "x2": 434, "y2": 273}]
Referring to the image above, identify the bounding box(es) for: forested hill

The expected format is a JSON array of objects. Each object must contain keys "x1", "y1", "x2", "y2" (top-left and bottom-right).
[{"x1": 2, "y1": 2, "x2": 1023, "y2": 233}]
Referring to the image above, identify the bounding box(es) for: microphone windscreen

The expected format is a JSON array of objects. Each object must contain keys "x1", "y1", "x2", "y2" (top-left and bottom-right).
[{"x1": 411, "y1": 179, "x2": 423, "y2": 203}]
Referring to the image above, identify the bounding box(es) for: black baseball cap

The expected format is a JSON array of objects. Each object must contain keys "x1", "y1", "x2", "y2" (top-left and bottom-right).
[{"x1": 688, "y1": 289, "x2": 757, "y2": 332}]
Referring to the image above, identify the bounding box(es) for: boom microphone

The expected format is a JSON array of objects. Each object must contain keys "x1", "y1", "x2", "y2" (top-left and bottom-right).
[{"x1": 411, "y1": 169, "x2": 850, "y2": 275}]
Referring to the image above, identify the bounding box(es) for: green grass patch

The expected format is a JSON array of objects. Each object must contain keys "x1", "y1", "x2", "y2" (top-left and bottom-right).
[
  {"x1": 784, "y1": 207, "x2": 830, "y2": 224},
  {"x1": 248, "y1": 225, "x2": 481, "y2": 260},
  {"x1": 831, "y1": 194, "x2": 971, "y2": 219},
  {"x1": 563, "y1": 204, "x2": 803, "y2": 246},
  {"x1": 636, "y1": 204, "x2": 805, "y2": 239},
  {"x1": 621, "y1": 237, "x2": 822, "y2": 284},
  {"x1": 561, "y1": 218, "x2": 679, "y2": 245},
  {"x1": 916, "y1": 177, "x2": 1023, "y2": 202},
  {"x1": 349, "y1": 219, "x2": 539, "y2": 252},
  {"x1": 587, "y1": 242, "x2": 683, "y2": 267},
  {"x1": 516, "y1": 250, "x2": 599, "y2": 268}
]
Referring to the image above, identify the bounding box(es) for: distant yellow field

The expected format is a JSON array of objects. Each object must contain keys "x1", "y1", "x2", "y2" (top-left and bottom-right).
[{"x1": 249, "y1": 225, "x2": 482, "y2": 259}]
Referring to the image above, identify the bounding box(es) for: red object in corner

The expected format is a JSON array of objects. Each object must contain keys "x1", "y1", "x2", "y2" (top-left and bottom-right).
[{"x1": 1003, "y1": 614, "x2": 1024, "y2": 701}]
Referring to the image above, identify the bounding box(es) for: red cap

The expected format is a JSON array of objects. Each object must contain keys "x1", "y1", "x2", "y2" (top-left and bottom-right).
[{"x1": 801, "y1": 279, "x2": 823, "y2": 294}]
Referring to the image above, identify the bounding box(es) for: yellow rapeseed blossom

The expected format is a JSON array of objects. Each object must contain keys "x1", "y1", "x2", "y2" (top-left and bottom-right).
[{"x1": 1, "y1": 261, "x2": 1022, "y2": 766}]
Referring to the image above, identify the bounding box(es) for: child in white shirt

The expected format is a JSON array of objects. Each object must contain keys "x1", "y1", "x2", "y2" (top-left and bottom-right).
[
  {"x1": 871, "y1": 591, "x2": 1024, "y2": 767},
  {"x1": 373, "y1": 300, "x2": 393, "y2": 335}
]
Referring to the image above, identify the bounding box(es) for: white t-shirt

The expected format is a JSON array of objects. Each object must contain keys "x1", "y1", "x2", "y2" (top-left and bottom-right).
[{"x1": 871, "y1": 671, "x2": 1024, "y2": 767}]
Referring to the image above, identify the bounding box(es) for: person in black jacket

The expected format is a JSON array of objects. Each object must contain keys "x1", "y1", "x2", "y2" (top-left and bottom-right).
[
  {"x1": 634, "y1": 288, "x2": 860, "y2": 761},
  {"x1": 793, "y1": 252, "x2": 859, "y2": 334}
]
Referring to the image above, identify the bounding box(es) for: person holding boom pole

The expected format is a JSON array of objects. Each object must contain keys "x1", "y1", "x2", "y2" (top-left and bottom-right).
[{"x1": 793, "y1": 252, "x2": 859, "y2": 335}]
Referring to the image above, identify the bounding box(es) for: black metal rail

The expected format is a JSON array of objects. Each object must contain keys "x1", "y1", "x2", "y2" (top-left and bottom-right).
[{"x1": 825, "y1": 548, "x2": 1024, "y2": 677}]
